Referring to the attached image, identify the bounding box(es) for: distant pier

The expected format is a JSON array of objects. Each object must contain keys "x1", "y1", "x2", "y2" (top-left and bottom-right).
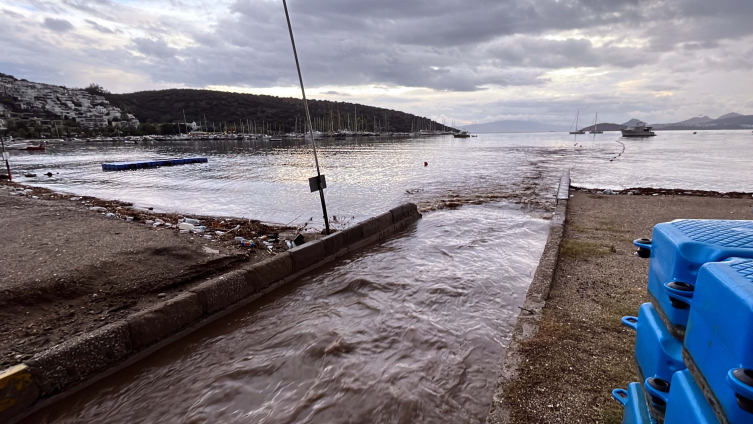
[{"x1": 102, "y1": 157, "x2": 208, "y2": 171}]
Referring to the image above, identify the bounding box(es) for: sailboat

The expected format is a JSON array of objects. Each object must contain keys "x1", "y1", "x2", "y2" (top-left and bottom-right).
[
  {"x1": 589, "y1": 113, "x2": 603, "y2": 134},
  {"x1": 569, "y1": 110, "x2": 585, "y2": 135}
]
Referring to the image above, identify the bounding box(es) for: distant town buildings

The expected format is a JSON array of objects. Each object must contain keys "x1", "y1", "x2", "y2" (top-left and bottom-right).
[{"x1": 0, "y1": 76, "x2": 139, "y2": 134}]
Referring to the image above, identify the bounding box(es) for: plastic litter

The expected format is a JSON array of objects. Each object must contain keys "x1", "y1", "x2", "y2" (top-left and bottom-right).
[
  {"x1": 241, "y1": 240, "x2": 256, "y2": 247},
  {"x1": 191, "y1": 228, "x2": 204, "y2": 234},
  {"x1": 184, "y1": 218, "x2": 200, "y2": 225},
  {"x1": 105, "y1": 213, "x2": 116, "y2": 218},
  {"x1": 178, "y1": 222, "x2": 194, "y2": 231},
  {"x1": 180, "y1": 229, "x2": 189, "y2": 234},
  {"x1": 234, "y1": 236, "x2": 245, "y2": 241},
  {"x1": 145, "y1": 220, "x2": 155, "y2": 225},
  {"x1": 69, "y1": 197, "x2": 81, "y2": 201},
  {"x1": 215, "y1": 231, "x2": 224, "y2": 236}
]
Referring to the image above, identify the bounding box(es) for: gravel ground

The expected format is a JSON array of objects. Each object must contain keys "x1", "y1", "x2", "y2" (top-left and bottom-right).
[
  {"x1": 0, "y1": 182, "x2": 295, "y2": 369},
  {"x1": 501, "y1": 188, "x2": 753, "y2": 424}
]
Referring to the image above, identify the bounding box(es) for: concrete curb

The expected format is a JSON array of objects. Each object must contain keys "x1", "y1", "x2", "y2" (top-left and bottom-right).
[
  {"x1": 486, "y1": 170, "x2": 570, "y2": 424},
  {"x1": 2, "y1": 204, "x2": 422, "y2": 423}
]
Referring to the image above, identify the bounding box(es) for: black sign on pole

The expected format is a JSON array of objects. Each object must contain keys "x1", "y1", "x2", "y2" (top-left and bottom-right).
[{"x1": 309, "y1": 175, "x2": 327, "y2": 193}]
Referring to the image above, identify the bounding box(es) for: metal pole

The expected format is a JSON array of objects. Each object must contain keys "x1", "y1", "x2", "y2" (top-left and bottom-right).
[
  {"x1": 282, "y1": 0, "x2": 331, "y2": 235},
  {"x1": 1, "y1": 133, "x2": 11, "y2": 181}
]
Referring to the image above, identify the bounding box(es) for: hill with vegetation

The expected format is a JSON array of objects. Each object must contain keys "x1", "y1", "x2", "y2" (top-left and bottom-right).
[{"x1": 106, "y1": 89, "x2": 448, "y2": 133}]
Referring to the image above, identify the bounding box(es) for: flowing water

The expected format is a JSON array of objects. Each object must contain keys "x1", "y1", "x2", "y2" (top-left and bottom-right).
[{"x1": 14, "y1": 130, "x2": 753, "y2": 423}]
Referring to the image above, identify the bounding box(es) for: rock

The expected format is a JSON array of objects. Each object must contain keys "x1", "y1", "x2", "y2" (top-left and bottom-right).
[
  {"x1": 157, "y1": 293, "x2": 166, "y2": 299},
  {"x1": 24, "y1": 173, "x2": 37, "y2": 177},
  {"x1": 602, "y1": 189, "x2": 616, "y2": 195},
  {"x1": 89, "y1": 206, "x2": 107, "y2": 212}
]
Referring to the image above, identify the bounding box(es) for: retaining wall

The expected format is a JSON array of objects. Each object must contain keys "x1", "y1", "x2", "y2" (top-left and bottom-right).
[
  {"x1": 486, "y1": 170, "x2": 571, "y2": 424},
  {"x1": 1, "y1": 203, "x2": 421, "y2": 423}
]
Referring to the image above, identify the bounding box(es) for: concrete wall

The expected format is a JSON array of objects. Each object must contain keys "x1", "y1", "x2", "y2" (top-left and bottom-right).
[
  {"x1": 1, "y1": 203, "x2": 421, "y2": 423},
  {"x1": 486, "y1": 170, "x2": 570, "y2": 424}
]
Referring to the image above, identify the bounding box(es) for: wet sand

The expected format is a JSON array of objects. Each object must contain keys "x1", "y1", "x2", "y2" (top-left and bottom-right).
[
  {"x1": 496, "y1": 189, "x2": 753, "y2": 423},
  {"x1": 0, "y1": 182, "x2": 291, "y2": 370}
]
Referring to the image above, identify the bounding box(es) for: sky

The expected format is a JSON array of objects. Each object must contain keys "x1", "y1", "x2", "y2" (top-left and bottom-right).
[{"x1": 1, "y1": 0, "x2": 752, "y2": 125}]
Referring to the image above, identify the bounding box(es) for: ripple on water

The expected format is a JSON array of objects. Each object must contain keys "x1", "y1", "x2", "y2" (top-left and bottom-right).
[{"x1": 29, "y1": 203, "x2": 549, "y2": 424}]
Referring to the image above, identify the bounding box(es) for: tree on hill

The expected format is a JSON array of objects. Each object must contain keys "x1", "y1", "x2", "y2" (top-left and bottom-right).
[
  {"x1": 105, "y1": 89, "x2": 452, "y2": 133},
  {"x1": 84, "y1": 83, "x2": 110, "y2": 96}
]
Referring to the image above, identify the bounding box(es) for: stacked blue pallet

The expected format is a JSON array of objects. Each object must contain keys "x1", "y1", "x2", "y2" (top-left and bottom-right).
[
  {"x1": 613, "y1": 220, "x2": 753, "y2": 424},
  {"x1": 640, "y1": 220, "x2": 753, "y2": 340},
  {"x1": 683, "y1": 258, "x2": 753, "y2": 424}
]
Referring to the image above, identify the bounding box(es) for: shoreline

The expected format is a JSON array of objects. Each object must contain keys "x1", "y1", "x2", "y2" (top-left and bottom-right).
[
  {"x1": 0, "y1": 181, "x2": 298, "y2": 371},
  {"x1": 486, "y1": 186, "x2": 753, "y2": 423},
  {"x1": 0, "y1": 179, "x2": 422, "y2": 423}
]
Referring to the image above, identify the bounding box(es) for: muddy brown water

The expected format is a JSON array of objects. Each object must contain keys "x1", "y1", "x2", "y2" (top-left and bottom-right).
[
  {"x1": 15, "y1": 131, "x2": 752, "y2": 423},
  {"x1": 25, "y1": 204, "x2": 549, "y2": 423}
]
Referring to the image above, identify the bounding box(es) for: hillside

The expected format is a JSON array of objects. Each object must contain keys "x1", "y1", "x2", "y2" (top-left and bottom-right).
[
  {"x1": 579, "y1": 123, "x2": 626, "y2": 132},
  {"x1": 717, "y1": 112, "x2": 742, "y2": 120},
  {"x1": 106, "y1": 89, "x2": 447, "y2": 133},
  {"x1": 462, "y1": 120, "x2": 568, "y2": 133},
  {"x1": 654, "y1": 114, "x2": 753, "y2": 130},
  {"x1": 674, "y1": 115, "x2": 714, "y2": 126}
]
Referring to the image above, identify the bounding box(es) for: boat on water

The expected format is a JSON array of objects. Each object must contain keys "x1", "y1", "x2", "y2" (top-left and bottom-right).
[
  {"x1": 621, "y1": 122, "x2": 656, "y2": 137},
  {"x1": 453, "y1": 130, "x2": 471, "y2": 138},
  {"x1": 570, "y1": 110, "x2": 585, "y2": 134},
  {"x1": 589, "y1": 113, "x2": 603, "y2": 134}
]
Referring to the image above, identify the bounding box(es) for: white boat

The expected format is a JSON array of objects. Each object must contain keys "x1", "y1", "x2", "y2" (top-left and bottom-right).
[
  {"x1": 304, "y1": 131, "x2": 323, "y2": 140},
  {"x1": 569, "y1": 110, "x2": 585, "y2": 134},
  {"x1": 621, "y1": 122, "x2": 656, "y2": 137}
]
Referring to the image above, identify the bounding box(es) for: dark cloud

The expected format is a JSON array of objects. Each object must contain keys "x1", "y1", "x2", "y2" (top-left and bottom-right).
[
  {"x1": 322, "y1": 91, "x2": 349, "y2": 96},
  {"x1": 2, "y1": 0, "x2": 753, "y2": 123},
  {"x1": 42, "y1": 17, "x2": 73, "y2": 32},
  {"x1": 133, "y1": 37, "x2": 177, "y2": 58}
]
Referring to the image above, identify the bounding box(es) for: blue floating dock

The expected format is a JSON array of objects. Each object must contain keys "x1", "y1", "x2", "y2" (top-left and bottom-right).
[{"x1": 102, "y1": 157, "x2": 208, "y2": 171}]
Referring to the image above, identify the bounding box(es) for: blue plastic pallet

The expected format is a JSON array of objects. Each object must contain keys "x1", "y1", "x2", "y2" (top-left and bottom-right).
[
  {"x1": 102, "y1": 157, "x2": 208, "y2": 171},
  {"x1": 662, "y1": 370, "x2": 720, "y2": 424},
  {"x1": 684, "y1": 258, "x2": 753, "y2": 424},
  {"x1": 623, "y1": 303, "x2": 687, "y2": 422},
  {"x1": 624, "y1": 303, "x2": 686, "y2": 384},
  {"x1": 613, "y1": 382, "x2": 657, "y2": 424},
  {"x1": 635, "y1": 220, "x2": 753, "y2": 340}
]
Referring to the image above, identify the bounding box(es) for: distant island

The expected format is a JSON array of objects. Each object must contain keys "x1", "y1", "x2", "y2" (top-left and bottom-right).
[{"x1": 468, "y1": 113, "x2": 753, "y2": 133}]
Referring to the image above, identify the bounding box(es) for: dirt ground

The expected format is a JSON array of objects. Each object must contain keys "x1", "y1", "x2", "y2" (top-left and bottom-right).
[
  {"x1": 502, "y1": 188, "x2": 753, "y2": 424},
  {"x1": 0, "y1": 182, "x2": 298, "y2": 370}
]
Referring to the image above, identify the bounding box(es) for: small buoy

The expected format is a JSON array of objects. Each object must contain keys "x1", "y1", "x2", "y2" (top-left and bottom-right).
[{"x1": 424, "y1": 162, "x2": 428, "y2": 167}]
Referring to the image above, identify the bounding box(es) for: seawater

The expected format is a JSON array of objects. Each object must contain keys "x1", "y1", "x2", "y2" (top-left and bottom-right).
[{"x1": 18, "y1": 130, "x2": 753, "y2": 423}]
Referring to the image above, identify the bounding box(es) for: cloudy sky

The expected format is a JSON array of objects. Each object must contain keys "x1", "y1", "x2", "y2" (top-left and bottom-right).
[{"x1": 2, "y1": 0, "x2": 752, "y2": 125}]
